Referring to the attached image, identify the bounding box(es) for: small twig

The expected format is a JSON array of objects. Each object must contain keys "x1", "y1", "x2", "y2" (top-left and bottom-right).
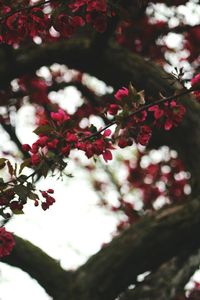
[
  {"x1": 1, "y1": 88, "x2": 196, "y2": 191},
  {"x1": 83, "y1": 88, "x2": 194, "y2": 141}
]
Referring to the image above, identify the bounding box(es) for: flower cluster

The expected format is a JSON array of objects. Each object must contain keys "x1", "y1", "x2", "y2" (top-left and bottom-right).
[
  {"x1": 184, "y1": 26, "x2": 200, "y2": 63},
  {"x1": 23, "y1": 107, "x2": 114, "y2": 170},
  {"x1": 0, "y1": 227, "x2": 15, "y2": 258},
  {"x1": 0, "y1": 80, "x2": 195, "y2": 257},
  {"x1": 0, "y1": 6, "x2": 50, "y2": 44},
  {"x1": 65, "y1": 0, "x2": 109, "y2": 33},
  {"x1": 89, "y1": 149, "x2": 190, "y2": 232},
  {"x1": 191, "y1": 73, "x2": 200, "y2": 102},
  {"x1": 0, "y1": 81, "x2": 192, "y2": 224},
  {"x1": 40, "y1": 189, "x2": 56, "y2": 211},
  {"x1": 0, "y1": 0, "x2": 113, "y2": 45},
  {"x1": 106, "y1": 85, "x2": 186, "y2": 148},
  {"x1": 18, "y1": 75, "x2": 50, "y2": 104},
  {"x1": 76, "y1": 129, "x2": 113, "y2": 162},
  {"x1": 30, "y1": 85, "x2": 190, "y2": 179},
  {"x1": 149, "y1": 100, "x2": 186, "y2": 130},
  {"x1": 0, "y1": 156, "x2": 57, "y2": 218},
  {"x1": 116, "y1": 17, "x2": 168, "y2": 62}
]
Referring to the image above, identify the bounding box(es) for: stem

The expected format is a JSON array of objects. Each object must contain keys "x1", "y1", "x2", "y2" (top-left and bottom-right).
[
  {"x1": 0, "y1": 88, "x2": 195, "y2": 201},
  {"x1": 84, "y1": 88, "x2": 194, "y2": 141}
]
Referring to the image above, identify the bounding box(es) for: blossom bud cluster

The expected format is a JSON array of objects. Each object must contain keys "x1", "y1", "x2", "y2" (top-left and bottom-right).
[
  {"x1": 23, "y1": 107, "x2": 114, "y2": 170},
  {"x1": 107, "y1": 85, "x2": 186, "y2": 148},
  {"x1": 191, "y1": 73, "x2": 200, "y2": 102},
  {"x1": 0, "y1": 79, "x2": 198, "y2": 258},
  {"x1": 40, "y1": 189, "x2": 56, "y2": 211},
  {"x1": 90, "y1": 150, "x2": 190, "y2": 232},
  {"x1": 0, "y1": 227, "x2": 15, "y2": 258},
  {"x1": 20, "y1": 82, "x2": 191, "y2": 173},
  {"x1": 0, "y1": 0, "x2": 111, "y2": 45}
]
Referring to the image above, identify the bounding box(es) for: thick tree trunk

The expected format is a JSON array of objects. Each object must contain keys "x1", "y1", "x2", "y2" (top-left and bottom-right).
[
  {"x1": 2, "y1": 236, "x2": 71, "y2": 300},
  {"x1": 70, "y1": 198, "x2": 200, "y2": 300},
  {"x1": 119, "y1": 249, "x2": 200, "y2": 300}
]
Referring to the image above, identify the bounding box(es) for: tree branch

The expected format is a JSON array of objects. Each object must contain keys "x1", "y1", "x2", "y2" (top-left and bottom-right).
[
  {"x1": 3, "y1": 197, "x2": 200, "y2": 300},
  {"x1": 1, "y1": 235, "x2": 72, "y2": 300},
  {"x1": 1, "y1": 39, "x2": 199, "y2": 189},
  {"x1": 70, "y1": 197, "x2": 200, "y2": 300},
  {"x1": 0, "y1": 122, "x2": 30, "y2": 158},
  {"x1": 118, "y1": 249, "x2": 200, "y2": 300},
  {"x1": 0, "y1": 38, "x2": 175, "y2": 95}
]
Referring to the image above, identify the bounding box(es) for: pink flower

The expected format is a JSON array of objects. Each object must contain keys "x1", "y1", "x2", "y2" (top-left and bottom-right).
[
  {"x1": 114, "y1": 87, "x2": 128, "y2": 101},
  {"x1": 36, "y1": 136, "x2": 49, "y2": 147},
  {"x1": 92, "y1": 15, "x2": 107, "y2": 33},
  {"x1": 87, "y1": 0, "x2": 107, "y2": 12},
  {"x1": 34, "y1": 200, "x2": 39, "y2": 207},
  {"x1": 50, "y1": 109, "x2": 70, "y2": 124},
  {"x1": 31, "y1": 142, "x2": 39, "y2": 154},
  {"x1": 191, "y1": 74, "x2": 200, "y2": 102},
  {"x1": 69, "y1": 0, "x2": 85, "y2": 12},
  {"x1": 47, "y1": 138, "x2": 59, "y2": 150},
  {"x1": 0, "y1": 227, "x2": 15, "y2": 258},
  {"x1": 53, "y1": 14, "x2": 74, "y2": 37},
  {"x1": 102, "y1": 150, "x2": 113, "y2": 162},
  {"x1": 10, "y1": 201, "x2": 23, "y2": 211},
  {"x1": 66, "y1": 132, "x2": 78, "y2": 143},
  {"x1": 148, "y1": 105, "x2": 164, "y2": 119},
  {"x1": 193, "y1": 91, "x2": 200, "y2": 102},
  {"x1": 118, "y1": 137, "x2": 133, "y2": 148},
  {"x1": 31, "y1": 154, "x2": 41, "y2": 165},
  {"x1": 191, "y1": 73, "x2": 200, "y2": 88},
  {"x1": 70, "y1": 16, "x2": 85, "y2": 28},
  {"x1": 103, "y1": 129, "x2": 112, "y2": 137},
  {"x1": 41, "y1": 202, "x2": 49, "y2": 211},
  {"x1": 108, "y1": 104, "x2": 120, "y2": 115},
  {"x1": 22, "y1": 144, "x2": 31, "y2": 152},
  {"x1": 137, "y1": 125, "x2": 152, "y2": 146},
  {"x1": 164, "y1": 119, "x2": 173, "y2": 131},
  {"x1": 41, "y1": 190, "x2": 56, "y2": 211},
  {"x1": 61, "y1": 144, "x2": 71, "y2": 156}
]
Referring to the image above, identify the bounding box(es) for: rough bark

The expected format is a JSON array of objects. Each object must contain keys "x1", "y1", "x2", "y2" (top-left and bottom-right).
[
  {"x1": 70, "y1": 198, "x2": 200, "y2": 300},
  {"x1": 2, "y1": 236, "x2": 71, "y2": 300},
  {"x1": 119, "y1": 249, "x2": 200, "y2": 300},
  {"x1": 3, "y1": 197, "x2": 200, "y2": 300}
]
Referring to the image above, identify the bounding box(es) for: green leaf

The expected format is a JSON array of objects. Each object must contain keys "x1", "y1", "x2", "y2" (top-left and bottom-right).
[
  {"x1": 28, "y1": 191, "x2": 38, "y2": 200},
  {"x1": 19, "y1": 158, "x2": 31, "y2": 174},
  {"x1": 66, "y1": 173, "x2": 73, "y2": 178},
  {"x1": 12, "y1": 209, "x2": 24, "y2": 215},
  {"x1": 7, "y1": 160, "x2": 14, "y2": 176},
  {"x1": 128, "y1": 82, "x2": 137, "y2": 97},
  {"x1": 136, "y1": 90, "x2": 145, "y2": 105},
  {"x1": 14, "y1": 184, "x2": 29, "y2": 201},
  {"x1": 33, "y1": 125, "x2": 51, "y2": 135},
  {"x1": 0, "y1": 177, "x2": 6, "y2": 189},
  {"x1": 89, "y1": 124, "x2": 97, "y2": 133},
  {"x1": 39, "y1": 162, "x2": 49, "y2": 178},
  {"x1": 0, "y1": 158, "x2": 7, "y2": 169},
  {"x1": 14, "y1": 163, "x2": 18, "y2": 176},
  {"x1": 18, "y1": 175, "x2": 28, "y2": 183},
  {"x1": 113, "y1": 124, "x2": 121, "y2": 140}
]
